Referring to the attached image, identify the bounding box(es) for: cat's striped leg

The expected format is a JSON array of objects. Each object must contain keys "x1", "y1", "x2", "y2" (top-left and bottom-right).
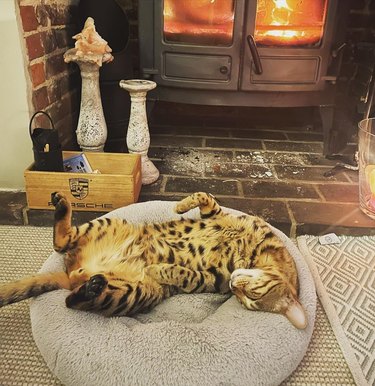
[
  {"x1": 52, "y1": 192, "x2": 74, "y2": 252},
  {"x1": 65, "y1": 274, "x2": 172, "y2": 317},
  {"x1": 175, "y1": 192, "x2": 223, "y2": 219},
  {"x1": 145, "y1": 264, "x2": 229, "y2": 294},
  {"x1": 0, "y1": 272, "x2": 71, "y2": 307},
  {"x1": 51, "y1": 191, "x2": 90, "y2": 256},
  {"x1": 52, "y1": 192, "x2": 99, "y2": 274},
  {"x1": 52, "y1": 192, "x2": 121, "y2": 256}
]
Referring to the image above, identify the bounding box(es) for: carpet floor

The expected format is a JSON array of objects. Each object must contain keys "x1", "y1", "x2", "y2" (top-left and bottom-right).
[{"x1": 0, "y1": 225, "x2": 355, "y2": 386}]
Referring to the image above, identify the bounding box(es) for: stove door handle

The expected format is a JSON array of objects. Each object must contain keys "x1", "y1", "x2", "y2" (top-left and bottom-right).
[{"x1": 247, "y1": 35, "x2": 263, "y2": 75}]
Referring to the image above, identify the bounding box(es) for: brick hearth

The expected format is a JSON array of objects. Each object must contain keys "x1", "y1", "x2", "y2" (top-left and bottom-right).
[{"x1": 1, "y1": 104, "x2": 374, "y2": 237}]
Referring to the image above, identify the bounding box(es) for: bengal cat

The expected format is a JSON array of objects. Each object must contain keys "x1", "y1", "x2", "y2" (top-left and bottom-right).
[{"x1": 0, "y1": 192, "x2": 307, "y2": 329}]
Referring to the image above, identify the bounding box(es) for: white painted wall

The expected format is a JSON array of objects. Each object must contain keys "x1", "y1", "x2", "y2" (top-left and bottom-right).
[{"x1": 0, "y1": 0, "x2": 32, "y2": 190}]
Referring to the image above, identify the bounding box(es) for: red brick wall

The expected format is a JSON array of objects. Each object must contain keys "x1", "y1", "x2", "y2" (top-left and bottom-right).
[{"x1": 18, "y1": 0, "x2": 80, "y2": 149}]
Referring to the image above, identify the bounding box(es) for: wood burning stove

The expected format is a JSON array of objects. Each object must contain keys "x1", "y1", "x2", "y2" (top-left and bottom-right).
[{"x1": 138, "y1": 0, "x2": 349, "y2": 153}]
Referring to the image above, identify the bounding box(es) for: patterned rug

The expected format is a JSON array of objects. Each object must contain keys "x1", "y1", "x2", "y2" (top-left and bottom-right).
[
  {"x1": 0, "y1": 225, "x2": 355, "y2": 386},
  {"x1": 298, "y1": 235, "x2": 375, "y2": 386}
]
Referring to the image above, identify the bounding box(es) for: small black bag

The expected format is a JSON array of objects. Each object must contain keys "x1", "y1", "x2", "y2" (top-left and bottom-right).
[{"x1": 29, "y1": 111, "x2": 64, "y2": 172}]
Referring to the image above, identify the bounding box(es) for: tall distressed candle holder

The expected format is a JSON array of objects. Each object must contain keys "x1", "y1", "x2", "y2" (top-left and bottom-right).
[
  {"x1": 119, "y1": 79, "x2": 159, "y2": 185},
  {"x1": 64, "y1": 17, "x2": 113, "y2": 152}
]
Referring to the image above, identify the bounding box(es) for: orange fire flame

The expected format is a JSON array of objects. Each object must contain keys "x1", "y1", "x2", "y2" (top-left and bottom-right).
[
  {"x1": 271, "y1": 0, "x2": 293, "y2": 25},
  {"x1": 255, "y1": 0, "x2": 327, "y2": 46},
  {"x1": 264, "y1": 0, "x2": 304, "y2": 41}
]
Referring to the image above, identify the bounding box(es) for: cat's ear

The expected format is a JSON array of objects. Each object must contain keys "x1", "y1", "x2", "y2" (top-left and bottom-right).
[{"x1": 285, "y1": 301, "x2": 307, "y2": 329}]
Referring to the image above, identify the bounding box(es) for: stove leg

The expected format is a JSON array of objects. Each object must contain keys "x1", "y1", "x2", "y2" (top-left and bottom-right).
[{"x1": 318, "y1": 105, "x2": 334, "y2": 156}]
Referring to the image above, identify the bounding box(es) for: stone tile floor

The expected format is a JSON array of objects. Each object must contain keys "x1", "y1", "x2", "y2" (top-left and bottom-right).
[{"x1": 1, "y1": 105, "x2": 374, "y2": 237}]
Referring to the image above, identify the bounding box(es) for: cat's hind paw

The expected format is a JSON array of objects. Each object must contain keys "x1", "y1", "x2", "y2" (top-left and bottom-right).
[
  {"x1": 65, "y1": 274, "x2": 108, "y2": 309},
  {"x1": 51, "y1": 192, "x2": 67, "y2": 207},
  {"x1": 86, "y1": 274, "x2": 108, "y2": 299},
  {"x1": 52, "y1": 192, "x2": 70, "y2": 221}
]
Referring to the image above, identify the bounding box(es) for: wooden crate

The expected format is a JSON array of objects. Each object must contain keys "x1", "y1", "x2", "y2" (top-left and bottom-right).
[{"x1": 24, "y1": 151, "x2": 142, "y2": 212}]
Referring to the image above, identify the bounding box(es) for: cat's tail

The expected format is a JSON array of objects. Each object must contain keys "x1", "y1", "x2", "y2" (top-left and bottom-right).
[{"x1": 0, "y1": 272, "x2": 71, "y2": 308}]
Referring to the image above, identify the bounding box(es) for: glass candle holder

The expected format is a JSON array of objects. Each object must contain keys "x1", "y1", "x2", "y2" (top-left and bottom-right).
[{"x1": 358, "y1": 118, "x2": 375, "y2": 220}]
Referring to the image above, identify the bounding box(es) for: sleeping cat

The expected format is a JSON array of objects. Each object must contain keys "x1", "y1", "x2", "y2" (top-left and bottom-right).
[{"x1": 0, "y1": 192, "x2": 307, "y2": 329}]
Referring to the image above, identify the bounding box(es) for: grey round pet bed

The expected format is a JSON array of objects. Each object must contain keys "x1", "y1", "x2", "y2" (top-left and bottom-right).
[{"x1": 30, "y1": 201, "x2": 316, "y2": 386}]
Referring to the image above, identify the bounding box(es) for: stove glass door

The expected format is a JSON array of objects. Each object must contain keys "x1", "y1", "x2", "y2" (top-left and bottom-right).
[{"x1": 163, "y1": 0, "x2": 235, "y2": 46}]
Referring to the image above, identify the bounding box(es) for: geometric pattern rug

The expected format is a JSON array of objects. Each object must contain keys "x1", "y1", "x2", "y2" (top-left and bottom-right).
[{"x1": 297, "y1": 235, "x2": 375, "y2": 386}]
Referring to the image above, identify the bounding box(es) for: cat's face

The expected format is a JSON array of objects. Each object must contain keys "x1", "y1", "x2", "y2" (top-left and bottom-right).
[{"x1": 229, "y1": 269, "x2": 307, "y2": 329}]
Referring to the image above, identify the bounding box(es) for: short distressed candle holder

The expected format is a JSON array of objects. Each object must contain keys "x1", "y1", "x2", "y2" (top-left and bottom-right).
[{"x1": 119, "y1": 79, "x2": 159, "y2": 185}]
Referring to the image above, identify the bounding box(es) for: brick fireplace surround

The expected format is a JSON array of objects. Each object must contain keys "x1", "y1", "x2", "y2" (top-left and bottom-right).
[
  {"x1": 1, "y1": 0, "x2": 375, "y2": 236},
  {"x1": 16, "y1": 0, "x2": 81, "y2": 148}
]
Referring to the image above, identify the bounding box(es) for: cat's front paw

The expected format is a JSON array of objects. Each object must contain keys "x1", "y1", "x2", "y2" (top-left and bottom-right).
[
  {"x1": 174, "y1": 203, "x2": 186, "y2": 214},
  {"x1": 230, "y1": 269, "x2": 264, "y2": 280},
  {"x1": 145, "y1": 265, "x2": 162, "y2": 281}
]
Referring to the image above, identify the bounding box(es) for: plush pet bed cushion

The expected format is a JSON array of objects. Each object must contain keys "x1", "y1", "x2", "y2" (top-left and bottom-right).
[{"x1": 30, "y1": 201, "x2": 316, "y2": 386}]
